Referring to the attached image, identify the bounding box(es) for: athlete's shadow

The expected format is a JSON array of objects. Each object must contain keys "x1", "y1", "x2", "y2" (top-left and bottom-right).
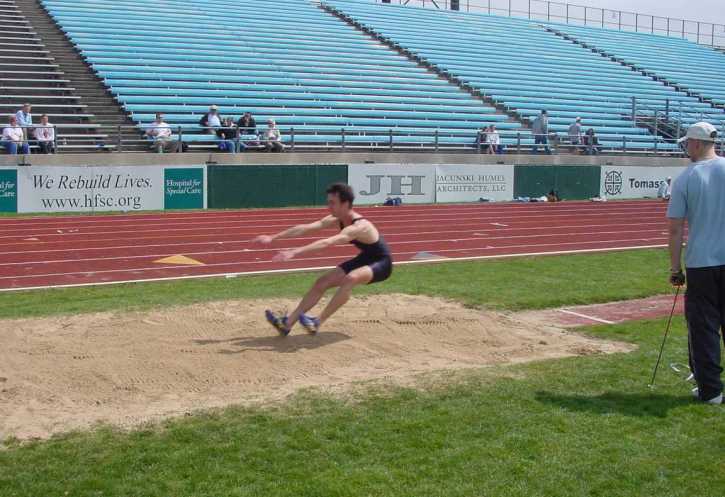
[
  {"x1": 535, "y1": 391, "x2": 691, "y2": 418},
  {"x1": 194, "y1": 331, "x2": 351, "y2": 354}
]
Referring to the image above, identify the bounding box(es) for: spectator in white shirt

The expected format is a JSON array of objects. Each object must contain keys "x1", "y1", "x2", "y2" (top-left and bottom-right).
[
  {"x1": 145, "y1": 113, "x2": 177, "y2": 152},
  {"x1": 658, "y1": 176, "x2": 672, "y2": 201},
  {"x1": 568, "y1": 117, "x2": 583, "y2": 150},
  {"x1": 199, "y1": 105, "x2": 223, "y2": 134},
  {"x1": 486, "y1": 125, "x2": 501, "y2": 154},
  {"x1": 263, "y1": 119, "x2": 284, "y2": 152},
  {"x1": 33, "y1": 114, "x2": 55, "y2": 154},
  {"x1": 1, "y1": 115, "x2": 30, "y2": 155}
]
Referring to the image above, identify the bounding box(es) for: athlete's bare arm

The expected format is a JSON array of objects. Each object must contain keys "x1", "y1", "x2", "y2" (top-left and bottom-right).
[
  {"x1": 273, "y1": 222, "x2": 366, "y2": 262},
  {"x1": 252, "y1": 215, "x2": 339, "y2": 244}
]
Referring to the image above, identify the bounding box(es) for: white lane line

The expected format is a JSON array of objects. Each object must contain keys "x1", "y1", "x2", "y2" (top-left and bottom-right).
[
  {"x1": 0, "y1": 242, "x2": 667, "y2": 285},
  {"x1": 558, "y1": 309, "x2": 616, "y2": 325},
  {"x1": 0, "y1": 244, "x2": 665, "y2": 293},
  {"x1": 0, "y1": 209, "x2": 669, "y2": 237},
  {"x1": 0, "y1": 227, "x2": 669, "y2": 263}
]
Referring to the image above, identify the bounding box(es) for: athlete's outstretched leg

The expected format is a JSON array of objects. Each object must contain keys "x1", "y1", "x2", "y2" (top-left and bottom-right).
[
  {"x1": 287, "y1": 268, "x2": 346, "y2": 328},
  {"x1": 318, "y1": 266, "x2": 373, "y2": 326}
]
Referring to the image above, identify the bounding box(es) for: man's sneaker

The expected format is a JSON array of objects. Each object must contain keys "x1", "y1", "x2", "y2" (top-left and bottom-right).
[
  {"x1": 265, "y1": 310, "x2": 290, "y2": 336},
  {"x1": 299, "y1": 314, "x2": 321, "y2": 334},
  {"x1": 691, "y1": 387, "x2": 723, "y2": 405}
]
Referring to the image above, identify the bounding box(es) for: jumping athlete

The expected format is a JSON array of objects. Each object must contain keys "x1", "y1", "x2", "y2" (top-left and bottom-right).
[{"x1": 253, "y1": 183, "x2": 393, "y2": 335}]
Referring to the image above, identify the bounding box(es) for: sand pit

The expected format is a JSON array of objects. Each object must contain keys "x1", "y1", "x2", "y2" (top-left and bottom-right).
[{"x1": 0, "y1": 294, "x2": 633, "y2": 440}]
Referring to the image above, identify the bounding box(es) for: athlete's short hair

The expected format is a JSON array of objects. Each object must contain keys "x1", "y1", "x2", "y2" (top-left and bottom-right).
[{"x1": 326, "y1": 183, "x2": 355, "y2": 206}]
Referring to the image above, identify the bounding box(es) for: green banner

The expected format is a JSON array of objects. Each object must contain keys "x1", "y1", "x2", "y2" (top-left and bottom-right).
[
  {"x1": 164, "y1": 168, "x2": 204, "y2": 209},
  {"x1": 0, "y1": 169, "x2": 18, "y2": 213},
  {"x1": 208, "y1": 164, "x2": 348, "y2": 208}
]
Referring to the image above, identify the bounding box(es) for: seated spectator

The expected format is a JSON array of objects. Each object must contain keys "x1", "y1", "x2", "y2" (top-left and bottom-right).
[
  {"x1": 658, "y1": 176, "x2": 672, "y2": 201},
  {"x1": 145, "y1": 113, "x2": 177, "y2": 153},
  {"x1": 199, "y1": 105, "x2": 223, "y2": 134},
  {"x1": 237, "y1": 112, "x2": 257, "y2": 135},
  {"x1": 568, "y1": 117, "x2": 582, "y2": 148},
  {"x1": 263, "y1": 119, "x2": 284, "y2": 152},
  {"x1": 33, "y1": 114, "x2": 55, "y2": 154},
  {"x1": 547, "y1": 189, "x2": 561, "y2": 202},
  {"x1": 1, "y1": 115, "x2": 30, "y2": 155},
  {"x1": 15, "y1": 103, "x2": 32, "y2": 140},
  {"x1": 477, "y1": 125, "x2": 490, "y2": 151},
  {"x1": 583, "y1": 128, "x2": 600, "y2": 155},
  {"x1": 216, "y1": 117, "x2": 238, "y2": 153},
  {"x1": 486, "y1": 125, "x2": 502, "y2": 154}
]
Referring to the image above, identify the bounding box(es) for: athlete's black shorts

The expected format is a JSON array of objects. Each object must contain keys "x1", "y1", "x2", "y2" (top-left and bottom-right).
[{"x1": 339, "y1": 253, "x2": 393, "y2": 284}]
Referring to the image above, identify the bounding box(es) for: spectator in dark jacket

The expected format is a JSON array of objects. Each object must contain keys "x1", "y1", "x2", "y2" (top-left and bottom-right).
[
  {"x1": 237, "y1": 112, "x2": 257, "y2": 135},
  {"x1": 216, "y1": 117, "x2": 237, "y2": 153},
  {"x1": 583, "y1": 128, "x2": 600, "y2": 155}
]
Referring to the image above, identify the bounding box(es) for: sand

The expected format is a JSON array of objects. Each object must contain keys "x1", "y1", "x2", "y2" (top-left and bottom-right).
[{"x1": 0, "y1": 294, "x2": 632, "y2": 440}]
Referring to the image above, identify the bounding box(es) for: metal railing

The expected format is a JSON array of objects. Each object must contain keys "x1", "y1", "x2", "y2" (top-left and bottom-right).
[
  {"x1": 377, "y1": 0, "x2": 725, "y2": 48},
  {"x1": 0, "y1": 124, "x2": 696, "y2": 156}
]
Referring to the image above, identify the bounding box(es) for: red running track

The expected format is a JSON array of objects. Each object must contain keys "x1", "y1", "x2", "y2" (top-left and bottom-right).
[{"x1": 0, "y1": 200, "x2": 671, "y2": 291}]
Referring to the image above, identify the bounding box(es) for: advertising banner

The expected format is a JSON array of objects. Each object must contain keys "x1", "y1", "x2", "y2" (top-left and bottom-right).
[
  {"x1": 11, "y1": 165, "x2": 205, "y2": 213},
  {"x1": 348, "y1": 163, "x2": 436, "y2": 204},
  {"x1": 600, "y1": 166, "x2": 686, "y2": 199},
  {"x1": 435, "y1": 164, "x2": 514, "y2": 202},
  {"x1": 0, "y1": 168, "x2": 17, "y2": 213}
]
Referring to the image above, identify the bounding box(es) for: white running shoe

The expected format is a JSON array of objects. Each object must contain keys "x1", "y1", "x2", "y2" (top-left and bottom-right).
[{"x1": 691, "y1": 387, "x2": 723, "y2": 405}]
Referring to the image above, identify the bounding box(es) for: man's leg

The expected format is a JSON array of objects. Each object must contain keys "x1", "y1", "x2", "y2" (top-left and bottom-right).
[
  {"x1": 287, "y1": 268, "x2": 347, "y2": 328},
  {"x1": 5, "y1": 142, "x2": 18, "y2": 155},
  {"x1": 686, "y1": 266, "x2": 723, "y2": 401},
  {"x1": 318, "y1": 266, "x2": 373, "y2": 325}
]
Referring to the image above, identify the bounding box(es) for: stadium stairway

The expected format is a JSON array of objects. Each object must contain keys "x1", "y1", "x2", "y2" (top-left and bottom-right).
[{"x1": 13, "y1": 0, "x2": 143, "y2": 150}]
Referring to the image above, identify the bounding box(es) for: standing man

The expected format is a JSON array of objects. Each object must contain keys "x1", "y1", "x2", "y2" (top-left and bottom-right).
[
  {"x1": 668, "y1": 122, "x2": 724, "y2": 405},
  {"x1": 531, "y1": 110, "x2": 550, "y2": 154},
  {"x1": 15, "y1": 103, "x2": 32, "y2": 140},
  {"x1": 253, "y1": 183, "x2": 393, "y2": 335}
]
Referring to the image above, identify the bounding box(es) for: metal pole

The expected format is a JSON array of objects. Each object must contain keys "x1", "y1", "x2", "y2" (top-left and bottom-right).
[
  {"x1": 651, "y1": 15, "x2": 654, "y2": 34},
  {"x1": 584, "y1": 7, "x2": 587, "y2": 25},
  {"x1": 517, "y1": 132, "x2": 521, "y2": 154},
  {"x1": 177, "y1": 126, "x2": 183, "y2": 152},
  {"x1": 697, "y1": 22, "x2": 700, "y2": 44},
  {"x1": 547, "y1": 1, "x2": 550, "y2": 21},
  {"x1": 488, "y1": 0, "x2": 491, "y2": 15},
  {"x1": 665, "y1": 98, "x2": 670, "y2": 122},
  {"x1": 508, "y1": 0, "x2": 511, "y2": 17},
  {"x1": 601, "y1": 9, "x2": 604, "y2": 28},
  {"x1": 635, "y1": 13, "x2": 638, "y2": 32},
  {"x1": 434, "y1": 129, "x2": 439, "y2": 152},
  {"x1": 677, "y1": 101, "x2": 682, "y2": 139},
  {"x1": 291, "y1": 127, "x2": 295, "y2": 151},
  {"x1": 619, "y1": 11, "x2": 621, "y2": 30},
  {"x1": 654, "y1": 111, "x2": 659, "y2": 155},
  {"x1": 528, "y1": 0, "x2": 531, "y2": 19},
  {"x1": 389, "y1": 128, "x2": 393, "y2": 151},
  {"x1": 566, "y1": 4, "x2": 569, "y2": 24},
  {"x1": 682, "y1": 20, "x2": 685, "y2": 39},
  {"x1": 117, "y1": 125, "x2": 122, "y2": 153},
  {"x1": 667, "y1": 17, "x2": 670, "y2": 37},
  {"x1": 341, "y1": 128, "x2": 345, "y2": 150},
  {"x1": 631, "y1": 96, "x2": 637, "y2": 125},
  {"x1": 623, "y1": 135, "x2": 627, "y2": 154},
  {"x1": 712, "y1": 23, "x2": 716, "y2": 47}
]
